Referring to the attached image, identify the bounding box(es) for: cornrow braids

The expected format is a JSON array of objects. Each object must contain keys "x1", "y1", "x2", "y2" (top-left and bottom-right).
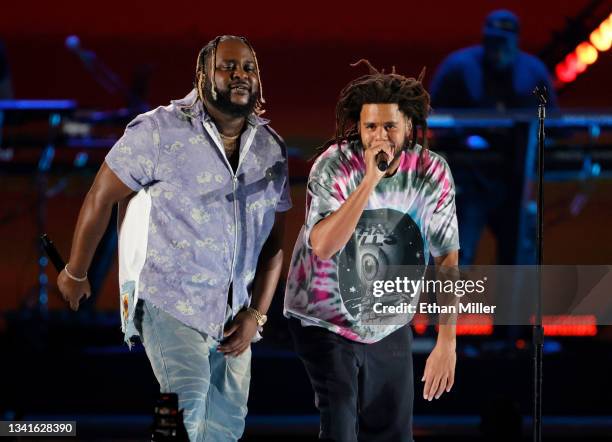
[
  {"x1": 318, "y1": 59, "x2": 430, "y2": 158},
  {"x1": 194, "y1": 35, "x2": 266, "y2": 115}
]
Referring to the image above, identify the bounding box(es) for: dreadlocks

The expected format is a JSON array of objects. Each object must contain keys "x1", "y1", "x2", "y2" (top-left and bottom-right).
[
  {"x1": 194, "y1": 35, "x2": 266, "y2": 115},
  {"x1": 320, "y1": 59, "x2": 430, "y2": 154}
]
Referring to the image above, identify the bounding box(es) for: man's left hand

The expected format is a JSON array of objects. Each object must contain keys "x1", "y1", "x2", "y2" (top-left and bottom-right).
[
  {"x1": 218, "y1": 311, "x2": 259, "y2": 357},
  {"x1": 421, "y1": 339, "x2": 456, "y2": 401}
]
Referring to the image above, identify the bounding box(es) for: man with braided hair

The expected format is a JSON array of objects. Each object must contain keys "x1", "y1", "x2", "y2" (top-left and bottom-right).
[
  {"x1": 285, "y1": 60, "x2": 459, "y2": 441},
  {"x1": 58, "y1": 35, "x2": 291, "y2": 441}
]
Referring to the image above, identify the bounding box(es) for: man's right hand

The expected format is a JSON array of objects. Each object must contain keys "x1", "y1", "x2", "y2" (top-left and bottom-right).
[
  {"x1": 57, "y1": 269, "x2": 91, "y2": 311},
  {"x1": 363, "y1": 140, "x2": 395, "y2": 184},
  {"x1": 55, "y1": 163, "x2": 133, "y2": 311}
]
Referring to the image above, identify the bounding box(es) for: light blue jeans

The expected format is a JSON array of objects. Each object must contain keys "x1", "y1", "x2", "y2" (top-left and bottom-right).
[{"x1": 134, "y1": 300, "x2": 251, "y2": 442}]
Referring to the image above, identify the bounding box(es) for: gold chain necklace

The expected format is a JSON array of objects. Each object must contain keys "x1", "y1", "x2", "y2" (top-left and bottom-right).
[
  {"x1": 219, "y1": 133, "x2": 239, "y2": 159},
  {"x1": 219, "y1": 132, "x2": 240, "y2": 142}
]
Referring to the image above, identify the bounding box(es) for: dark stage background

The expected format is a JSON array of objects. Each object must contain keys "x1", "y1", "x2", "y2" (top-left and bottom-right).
[{"x1": 1, "y1": 1, "x2": 612, "y2": 441}]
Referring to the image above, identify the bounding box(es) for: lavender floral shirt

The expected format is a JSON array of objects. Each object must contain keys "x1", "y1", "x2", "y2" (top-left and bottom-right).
[{"x1": 106, "y1": 90, "x2": 291, "y2": 341}]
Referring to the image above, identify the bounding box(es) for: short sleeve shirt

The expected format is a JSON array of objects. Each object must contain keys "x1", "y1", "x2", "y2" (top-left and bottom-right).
[
  {"x1": 105, "y1": 90, "x2": 291, "y2": 341},
  {"x1": 284, "y1": 141, "x2": 459, "y2": 343}
]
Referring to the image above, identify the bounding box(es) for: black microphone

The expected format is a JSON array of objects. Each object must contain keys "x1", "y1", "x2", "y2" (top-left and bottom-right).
[
  {"x1": 40, "y1": 234, "x2": 87, "y2": 307},
  {"x1": 376, "y1": 151, "x2": 389, "y2": 172},
  {"x1": 40, "y1": 234, "x2": 66, "y2": 273},
  {"x1": 533, "y1": 85, "x2": 548, "y2": 105}
]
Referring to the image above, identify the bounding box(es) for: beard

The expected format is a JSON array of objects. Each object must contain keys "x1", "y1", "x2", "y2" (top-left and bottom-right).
[
  {"x1": 364, "y1": 136, "x2": 410, "y2": 155},
  {"x1": 203, "y1": 76, "x2": 258, "y2": 118}
]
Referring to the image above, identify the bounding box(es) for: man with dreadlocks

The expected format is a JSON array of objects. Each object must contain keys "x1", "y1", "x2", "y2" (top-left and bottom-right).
[
  {"x1": 58, "y1": 35, "x2": 291, "y2": 441},
  {"x1": 284, "y1": 60, "x2": 459, "y2": 441}
]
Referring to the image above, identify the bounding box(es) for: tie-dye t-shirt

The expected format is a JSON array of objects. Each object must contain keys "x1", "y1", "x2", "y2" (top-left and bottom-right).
[{"x1": 284, "y1": 140, "x2": 460, "y2": 343}]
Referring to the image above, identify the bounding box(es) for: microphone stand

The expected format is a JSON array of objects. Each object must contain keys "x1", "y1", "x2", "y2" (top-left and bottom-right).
[
  {"x1": 532, "y1": 86, "x2": 547, "y2": 442},
  {"x1": 66, "y1": 36, "x2": 147, "y2": 111}
]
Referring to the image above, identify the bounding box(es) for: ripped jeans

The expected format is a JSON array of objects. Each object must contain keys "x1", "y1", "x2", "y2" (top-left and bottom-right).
[{"x1": 134, "y1": 300, "x2": 251, "y2": 442}]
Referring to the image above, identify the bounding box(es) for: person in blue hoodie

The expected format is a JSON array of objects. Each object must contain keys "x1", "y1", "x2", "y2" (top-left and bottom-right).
[{"x1": 430, "y1": 10, "x2": 557, "y2": 264}]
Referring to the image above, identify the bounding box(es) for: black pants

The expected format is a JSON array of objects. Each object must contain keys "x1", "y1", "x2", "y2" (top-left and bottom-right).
[{"x1": 289, "y1": 319, "x2": 414, "y2": 442}]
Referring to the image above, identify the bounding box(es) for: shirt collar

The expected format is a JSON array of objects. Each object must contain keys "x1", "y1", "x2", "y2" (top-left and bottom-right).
[{"x1": 173, "y1": 89, "x2": 270, "y2": 127}]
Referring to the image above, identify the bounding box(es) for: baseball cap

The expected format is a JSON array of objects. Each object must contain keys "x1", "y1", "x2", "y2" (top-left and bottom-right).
[{"x1": 483, "y1": 10, "x2": 520, "y2": 39}]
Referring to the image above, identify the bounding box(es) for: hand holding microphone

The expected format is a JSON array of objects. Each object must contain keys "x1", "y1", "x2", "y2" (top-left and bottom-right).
[
  {"x1": 364, "y1": 141, "x2": 394, "y2": 184},
  {"x1": 376, "y1": 151, "x2": 389, "y2": 172},
  {"x1": 41, "y1": 234, "x2": 91, "y2": 311}
]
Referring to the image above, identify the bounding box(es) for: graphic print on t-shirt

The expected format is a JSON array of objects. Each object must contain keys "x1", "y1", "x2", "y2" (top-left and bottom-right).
[{"x1": 338, "y1": 208, "x2": 426, "y2": 320}]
